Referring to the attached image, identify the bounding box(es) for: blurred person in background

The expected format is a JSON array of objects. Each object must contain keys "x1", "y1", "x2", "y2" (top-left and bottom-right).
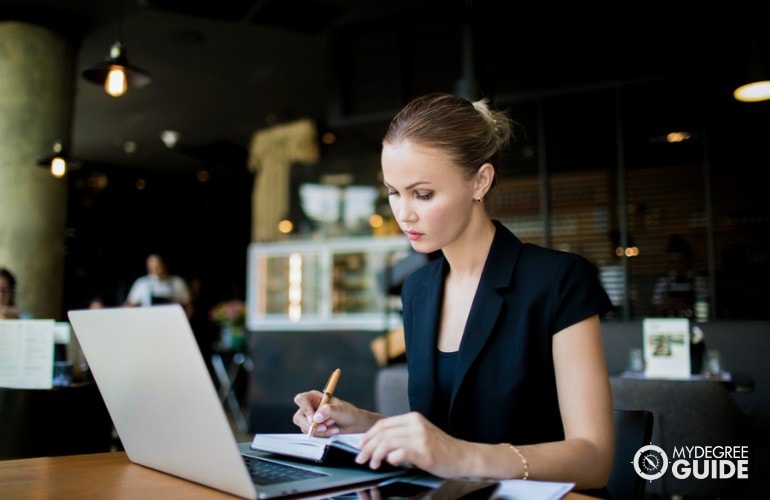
[
  {"x1": 124, "y1": 253, "x2": 192, "y2": 317},
  {"x1": 0, "y1": 267, "x2": 31, "y2": 319},
  {"x1": 651, "y1": 234, "x2": 710, "y2": 373},
  {"x1": 651, "y1": 234, "x2": 709, "y2": 318}
]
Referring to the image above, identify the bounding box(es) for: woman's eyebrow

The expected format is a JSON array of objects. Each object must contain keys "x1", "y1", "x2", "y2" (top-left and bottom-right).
[{"x1": 383, "y1": 180, "x2": 431, "y2": 190}]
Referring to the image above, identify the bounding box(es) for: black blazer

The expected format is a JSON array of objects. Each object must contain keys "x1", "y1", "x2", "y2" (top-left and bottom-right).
[{"x1": 401, "y1": 220, "x2": 612, "y2": 445}]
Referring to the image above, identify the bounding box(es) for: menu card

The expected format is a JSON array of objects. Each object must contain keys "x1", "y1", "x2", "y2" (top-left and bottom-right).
[
  {"x1": 0, "y1": 319, "x2": 55, "y2": 389},
  {"x1": 643, "y1": 317, "x2": 691, "y2": 379}
]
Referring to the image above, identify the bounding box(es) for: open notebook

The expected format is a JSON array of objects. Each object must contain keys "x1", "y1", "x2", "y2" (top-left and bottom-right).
[
  {"x1": 250, "y1": 433, "x2": 365, "y2": 463},
  {"x1": 67, "y1": 304, "x2": 404, "y2": 499}
]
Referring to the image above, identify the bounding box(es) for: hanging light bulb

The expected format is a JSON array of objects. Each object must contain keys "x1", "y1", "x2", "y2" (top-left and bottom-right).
[
  {"x1": 105, "y1": 42, "x2": 129, "y2": 97},
  {"x1": 105, "y1": 66, "x2": 127, "y2": 96},
  {"x1": 50, "y1": 156, "x2": 67, "y2": 178},
  {"x1": 81, "y1": 0, "x2": 150, "y2": 96},
  {"x1": 36, "y1": 140, "x2": 82, "y2": 178},
  {"x1": 49, "y1": 141, "x2": 66, "y2": 178},
  {"x1": 82, "y1": 41, "x2": 151, "y2": 97}
]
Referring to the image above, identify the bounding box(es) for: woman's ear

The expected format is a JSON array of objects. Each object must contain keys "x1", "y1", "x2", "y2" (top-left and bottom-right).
[{"x1": 473, "y1": 163, "x2": 495, "y2": 199}]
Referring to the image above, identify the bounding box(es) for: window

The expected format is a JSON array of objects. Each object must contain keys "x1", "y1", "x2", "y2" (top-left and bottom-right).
[{"x1": 490, "y1": 79, "x2": 770, "y2": 320}]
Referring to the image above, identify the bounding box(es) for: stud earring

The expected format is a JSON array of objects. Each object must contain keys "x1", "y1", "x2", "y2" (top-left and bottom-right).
[{"x1": 474, "y1": 197, "x2": 483, "y2": 203}]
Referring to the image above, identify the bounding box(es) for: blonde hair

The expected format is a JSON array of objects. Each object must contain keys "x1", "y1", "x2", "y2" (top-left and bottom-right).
[{"x1": 382, "y1": 93, "x2": 514, "y2": 186}]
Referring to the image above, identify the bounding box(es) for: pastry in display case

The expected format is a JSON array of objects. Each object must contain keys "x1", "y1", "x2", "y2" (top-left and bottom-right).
[{"x1": 247, "y1": 236, "x2": 411, "y2": 331}]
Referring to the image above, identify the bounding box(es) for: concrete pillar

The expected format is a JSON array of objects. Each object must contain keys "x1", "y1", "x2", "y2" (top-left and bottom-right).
[{"x1": 0, "y1": 22, "x2": 75, "y2": 320}]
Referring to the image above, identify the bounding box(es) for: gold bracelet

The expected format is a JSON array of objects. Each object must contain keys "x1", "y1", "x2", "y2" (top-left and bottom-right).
[{"x1": 501, "y1": 443, "x2": 529, "y2": 480}]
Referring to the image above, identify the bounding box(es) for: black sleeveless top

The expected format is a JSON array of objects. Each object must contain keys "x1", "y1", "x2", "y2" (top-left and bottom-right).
[{"x1": 434, "y1": 350, "x2": 458, "y2": 429}]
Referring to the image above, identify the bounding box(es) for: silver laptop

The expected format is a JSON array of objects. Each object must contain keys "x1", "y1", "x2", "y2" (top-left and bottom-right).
[{"x1": 67, "y1": 304, "x2": 403, "y2": 499}]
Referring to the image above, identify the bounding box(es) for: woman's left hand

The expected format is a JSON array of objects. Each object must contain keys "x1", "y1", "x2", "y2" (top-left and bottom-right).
[{"x1": 354, "y1": 411, "x2": 469, "y2": 478}]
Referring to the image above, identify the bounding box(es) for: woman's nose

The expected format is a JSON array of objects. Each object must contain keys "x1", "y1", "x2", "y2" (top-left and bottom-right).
[{"x1": 392, "y1": 198, "x2": 415, "y2": 222}]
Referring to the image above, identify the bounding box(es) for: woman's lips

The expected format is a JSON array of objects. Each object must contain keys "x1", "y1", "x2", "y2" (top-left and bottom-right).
[{"x1": 405, "y1": 230, "x2": 423, "y2": 241}]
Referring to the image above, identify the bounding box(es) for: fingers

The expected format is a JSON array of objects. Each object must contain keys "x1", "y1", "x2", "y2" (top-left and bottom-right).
[
  {"x1": 292, "y1": 391, "x2": 322, "y2": 432},
  {"x1": 355, "y1": 413, "x2": 436, "y2": 471},
  {"x1": 292, "y1": 390, "x2": 340, "y2": 435},
  {"x1": 363, "y1": 446, "x2": 409, "y2": 470},
  {"x1": 362, "y1": 434, "x2": 413, "y2": 470},
  {"x1": 293, "y1": 391, "x2": 373, "y2": 436}
]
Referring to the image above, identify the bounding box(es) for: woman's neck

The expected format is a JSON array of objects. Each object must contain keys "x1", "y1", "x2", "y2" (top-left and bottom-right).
[{"x1": 442, "y1": 218, "x2": 496, "y2": 280}]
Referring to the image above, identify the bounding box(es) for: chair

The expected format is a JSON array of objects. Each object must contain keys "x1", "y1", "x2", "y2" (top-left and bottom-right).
[
  {"x1": 374, "y1": 363, "x2": 409, "y2": 416},
  {"x1": 610, "y1": 377, "x2": 749, "y2": 497},
  {"x1": 606, "y1": 409, "x2": 654, "y2": 500}
]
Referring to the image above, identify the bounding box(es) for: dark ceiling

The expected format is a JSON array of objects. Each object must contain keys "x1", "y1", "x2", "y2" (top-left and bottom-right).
[
  {"x1": 1, "y1": 1, "x2": 767, "y2": 177},
  {"x1": 1, "y1": 0, "x2": 448, "y2": 175},
  {"x1": 4, "y1": 0, "x2": 770, "y2": 312}
]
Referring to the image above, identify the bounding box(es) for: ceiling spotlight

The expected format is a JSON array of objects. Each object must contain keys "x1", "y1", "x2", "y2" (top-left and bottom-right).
[
  {"x1": 160, "y1": 130, "x2": 181, "y2": 149},
  {"x1": 81, "y1": 41, "x2": 152, "y2": 97},
  {"x1": 123, "y1": 140, "x2": 138, "y2": 155},
  {"x1": 36, "y1": 140, "x2": 82, "y2": 178}
]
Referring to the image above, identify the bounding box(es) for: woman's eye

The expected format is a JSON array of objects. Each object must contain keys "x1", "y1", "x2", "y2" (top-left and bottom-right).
[
  {"x1": 387, "y1": 189, "x2": 398, "y2": 197},
  {"x1": 415, "y1": 192, "x2": 432, "y2": 200}
]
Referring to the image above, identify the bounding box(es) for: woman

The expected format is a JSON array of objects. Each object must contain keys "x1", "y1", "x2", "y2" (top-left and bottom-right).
[
  {"x1": 293, "y1": 93, "x2": 615, "y2": 489},
  {"x1": 0, "y1": 267, "x2": 28, "y2": 319}
]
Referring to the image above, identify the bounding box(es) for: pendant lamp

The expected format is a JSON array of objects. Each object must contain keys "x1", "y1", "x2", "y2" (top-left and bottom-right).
[
  {"x1": 81, "y1": 0, "x2": 151, "y2": 97},
  {"x1": 81, "y1": 41, "x2": 152, "y2": 97},
  {"x1": 36, "y1": 141, "x2": 82, "y2": 178},
  {"x1": 733, "y1": 38, "x2": 770, "y2": 103}
]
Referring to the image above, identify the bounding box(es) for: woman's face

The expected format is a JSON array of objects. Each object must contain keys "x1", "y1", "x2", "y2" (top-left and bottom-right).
[
  {"x1": 381, "y1": 140, "x2": 477, "y2": 254},
  {"x1": 146, "y1": 255, "x2": 167, "y2": 278}
]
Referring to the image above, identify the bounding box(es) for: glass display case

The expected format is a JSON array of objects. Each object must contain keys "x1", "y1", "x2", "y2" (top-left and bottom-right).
[{"x1": 246, "y1": 236, "x2": 411, "y2": 331}]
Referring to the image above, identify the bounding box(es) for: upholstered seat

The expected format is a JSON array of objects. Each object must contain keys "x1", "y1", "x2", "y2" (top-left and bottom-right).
[
  {"x1": 374, "y1": 363, "x2": 410, "y2": 417},
  {"x1": 610, "y1": 376, "x2": 750, "y2": 497}
]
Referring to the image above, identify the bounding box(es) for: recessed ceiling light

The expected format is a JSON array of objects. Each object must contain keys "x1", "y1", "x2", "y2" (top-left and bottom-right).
[{"x1": 161, "y1": 130, "x2": 181, "y2": 149}]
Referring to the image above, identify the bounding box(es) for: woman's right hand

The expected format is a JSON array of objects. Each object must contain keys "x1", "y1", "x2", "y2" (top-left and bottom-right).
[{"x1": 292, "y1": 390, "x2": 382, "y2": 436}]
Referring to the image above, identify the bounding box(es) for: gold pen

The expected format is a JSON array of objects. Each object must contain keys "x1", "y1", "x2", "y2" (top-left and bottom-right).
[{"x1": 307, "y1": 368, "x2": 341, "y2": 438}]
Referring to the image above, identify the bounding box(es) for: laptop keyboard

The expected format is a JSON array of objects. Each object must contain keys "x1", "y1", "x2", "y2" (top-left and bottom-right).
[{"x1": 243, "y1": 455, "x2": 326, "y2": 485}]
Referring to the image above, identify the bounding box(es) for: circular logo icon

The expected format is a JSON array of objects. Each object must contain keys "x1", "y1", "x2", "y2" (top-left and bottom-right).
[{"x1": 633, "y1": 444, "x2": 668, "y2": 481}]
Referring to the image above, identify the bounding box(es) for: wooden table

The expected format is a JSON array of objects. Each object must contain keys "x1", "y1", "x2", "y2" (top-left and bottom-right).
[
  {"x1": 0, "y1": 452, "x2": 238, "y2": 499},
  {"x1": 0, "y1": 451, "x2": 597, "y2": 499}
]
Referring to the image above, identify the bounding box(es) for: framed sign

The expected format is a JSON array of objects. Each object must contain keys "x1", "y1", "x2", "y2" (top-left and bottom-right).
[{"x1": 643, "y1": 317, "x2": 691, "y2": 379}]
